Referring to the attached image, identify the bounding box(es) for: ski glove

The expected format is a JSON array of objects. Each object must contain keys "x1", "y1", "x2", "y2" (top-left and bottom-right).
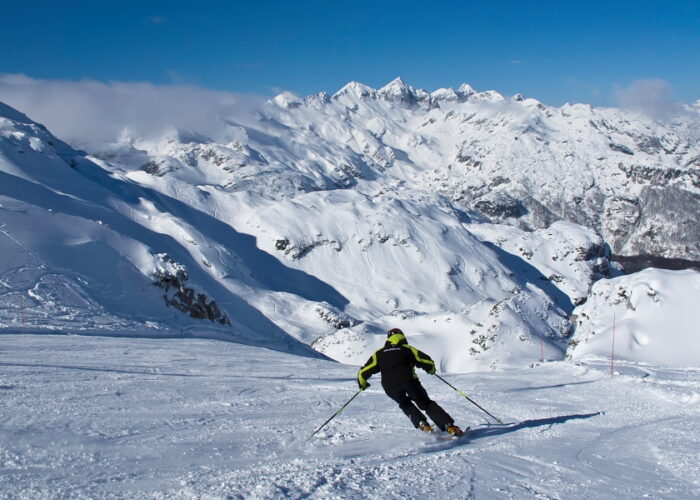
[
  {"x1": 359, "y1": 382, "x2": 370, "y2": 390},
  {"x1": 428, "y1": 366, "x2": 436, "y2": 375}
]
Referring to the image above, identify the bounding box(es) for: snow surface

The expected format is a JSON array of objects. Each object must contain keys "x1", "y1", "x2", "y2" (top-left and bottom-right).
[
  {"x1": 1, "y1": 335, "x2": 698, "y2": 499},
  {"x1": 469, "y1": 221, "x2": 616, "y2": 307}
]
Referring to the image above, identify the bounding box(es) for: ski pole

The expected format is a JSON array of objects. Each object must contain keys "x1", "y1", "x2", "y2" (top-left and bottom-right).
[
  {"x1": 434, "y1": 374, "x2": 503, "y2": 424},
  {"x1": 307, "y1": 389, "x2": 363, "y2": 440}
]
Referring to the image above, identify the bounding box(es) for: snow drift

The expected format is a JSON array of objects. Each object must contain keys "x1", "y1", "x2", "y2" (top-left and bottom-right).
[{"x1": 569, "y1": 268, "x2": 700, "y2": 366}]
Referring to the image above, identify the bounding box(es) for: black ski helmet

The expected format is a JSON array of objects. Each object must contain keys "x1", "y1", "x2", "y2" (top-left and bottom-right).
[{"x1": 387, "y1": 328, "x2": 403, "y2": 337}]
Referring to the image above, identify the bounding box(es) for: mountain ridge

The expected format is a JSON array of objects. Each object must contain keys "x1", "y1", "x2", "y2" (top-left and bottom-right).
[
  {"x1": 0, "y1": 99, "x2": 614, "y2": 370},
  {"x1": 1, "y1": 81, "x2": 698, "y2": 368},
  {"x1": 269, "y1": 78, "x2": 699, "y2": 261}
]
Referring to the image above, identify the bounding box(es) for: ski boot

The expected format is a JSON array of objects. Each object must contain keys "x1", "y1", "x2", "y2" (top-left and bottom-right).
[
  {"x1": 445, "y1": 424, "x2": 464, "y2": 437},
  {"x1": 418, "y1": 421, "x2": 434, "y2": 433}
]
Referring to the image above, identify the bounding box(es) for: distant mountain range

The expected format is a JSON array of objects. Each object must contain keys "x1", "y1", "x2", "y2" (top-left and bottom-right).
[
  {"x1": 1, "y1": 78, "x2": 698, "y2": 369},
  {"x1": 93, "y1": 77, "x2": 700, "y2": 262}
]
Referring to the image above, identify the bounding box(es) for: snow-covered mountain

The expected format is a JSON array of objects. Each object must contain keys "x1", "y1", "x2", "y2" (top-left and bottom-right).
[
  {"x1": 95, "y1": 77, "x2": 700, "y2": 262},
  {"x1": 1, "y1": 76, "x2": 698, "y2": 370},
  {"x1": 0, "y1": 102, "x2": 318, "y2": 356},
  {"x1": 0, "y1": 98, "x2": 617, "y2": 370}
]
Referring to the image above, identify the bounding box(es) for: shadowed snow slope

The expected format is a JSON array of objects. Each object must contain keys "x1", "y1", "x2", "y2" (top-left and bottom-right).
[{"x1": 0, "y1": 102, "x2": 323, "y2": 357}]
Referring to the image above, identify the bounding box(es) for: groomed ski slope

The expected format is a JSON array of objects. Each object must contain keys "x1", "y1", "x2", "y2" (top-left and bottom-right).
[{"x1": 1, "y1": 335, "x2": 698, "y2": 499}]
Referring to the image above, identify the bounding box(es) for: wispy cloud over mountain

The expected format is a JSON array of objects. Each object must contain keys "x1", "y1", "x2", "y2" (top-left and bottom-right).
[
  {"x1": 615, "y1": 78, "x2": 686, "y2": 121},
  {"x1": 0, "y1": 74, "x2": 266, "y2": 149}
]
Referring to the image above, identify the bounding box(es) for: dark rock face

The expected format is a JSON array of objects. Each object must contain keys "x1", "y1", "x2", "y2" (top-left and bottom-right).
[
  {"x1": 454, "y1": 165, "x2": 698, "y2": 262},
  {"x1": 609, "y1": 142, "x2": 635, "y2": 155},
  {"x1": 611, "y1": 254, "x2": 700, "y2": 273},
  {"x1": 474, "y1": 195, "x2": 527, "y2": 219},
  {"x1": 153, "y1": 254, "x2": 230, "y2": 325}
]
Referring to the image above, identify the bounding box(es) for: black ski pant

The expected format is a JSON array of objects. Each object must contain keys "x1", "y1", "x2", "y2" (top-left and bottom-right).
[{"x1": 384, "y1": 379, "x2": 454, "y2": 431}]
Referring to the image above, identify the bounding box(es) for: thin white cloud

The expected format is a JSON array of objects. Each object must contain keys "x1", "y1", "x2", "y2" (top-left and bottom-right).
[
  {"x1": 615, "y1": 78, "x2": 685, "y2": 121},
  {"x1": 0, "y1": 74, "x2": 267, "y2": 149}
]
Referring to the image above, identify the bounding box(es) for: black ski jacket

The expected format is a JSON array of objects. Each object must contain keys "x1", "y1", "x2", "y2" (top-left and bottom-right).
[{"x1": 357, "y1": 333, "x2": 436, "y2": 390}]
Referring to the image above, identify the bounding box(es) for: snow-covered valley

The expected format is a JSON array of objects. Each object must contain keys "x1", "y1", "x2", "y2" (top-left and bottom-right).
[{"x1": 1, "y1": 335, "x2": 698, "y2": 499}]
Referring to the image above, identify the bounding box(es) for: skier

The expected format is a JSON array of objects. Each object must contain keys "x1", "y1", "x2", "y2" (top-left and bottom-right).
[{"x1": 357, "y1": 328, "x2": 465, "y2": 436}]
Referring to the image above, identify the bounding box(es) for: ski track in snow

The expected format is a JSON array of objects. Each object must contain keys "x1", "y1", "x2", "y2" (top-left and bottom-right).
[{"x1": 1, "y1": 335, "x2": 698, "y2": 499}]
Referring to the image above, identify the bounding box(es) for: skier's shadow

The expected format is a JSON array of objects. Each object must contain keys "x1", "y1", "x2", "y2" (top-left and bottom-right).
[{"x1": 467, "y1": 412, "x2": 601, "y2": 441}]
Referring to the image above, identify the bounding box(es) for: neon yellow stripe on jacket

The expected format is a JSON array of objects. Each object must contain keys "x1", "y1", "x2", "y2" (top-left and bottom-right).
[
  {"x1": 358, "y1": 351, "x2": 378, "y2": 386},
  {"x1": 405, "y1": 345, "x2": 435, "y2": 370}
]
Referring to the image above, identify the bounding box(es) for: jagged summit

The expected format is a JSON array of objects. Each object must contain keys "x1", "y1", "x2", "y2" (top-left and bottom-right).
[
  {"x1": 328, "y1": 78, "x2": 482, "y2": 106},
  {"x1": 331, "y1": 77, "x2": 431, "y2": 105},
  {"x1": 377, "y1": 77, "x2": 416, "y2": 101},
  {"x1": 382, "y1": 76, "x2": 410, "y2": 89},
  {"x1": 332, "y1": 81, "x2": 376, "y2": 99},
  {"x1": 457, "y1": 83, "x2": 475, "y2": 96},
  {"x1": 267, "y1": 78, "x2": 538, "y2": 110},
  {"x1": 326, "y1": 78, "x2": 542, "y2": 107}
]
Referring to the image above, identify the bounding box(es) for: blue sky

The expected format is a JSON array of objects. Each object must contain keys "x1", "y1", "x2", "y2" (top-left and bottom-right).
[{"x1": 1, "y1": 0, "x2": 698, "y2": 106}]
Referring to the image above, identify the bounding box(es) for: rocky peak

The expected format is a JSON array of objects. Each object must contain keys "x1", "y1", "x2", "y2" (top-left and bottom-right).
[
  {"x1": 332, "y1": 81, "x2": 377, "y2": 100},
  {"x1": 377, "y1": 77, "x2": 418, "y2": 103},
  {"x1": 457, "y1": 83, "x2": 476, "y2": 97},
  {"x1": 377, "y1": 77, "x2": 436, "y2": 108}
]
